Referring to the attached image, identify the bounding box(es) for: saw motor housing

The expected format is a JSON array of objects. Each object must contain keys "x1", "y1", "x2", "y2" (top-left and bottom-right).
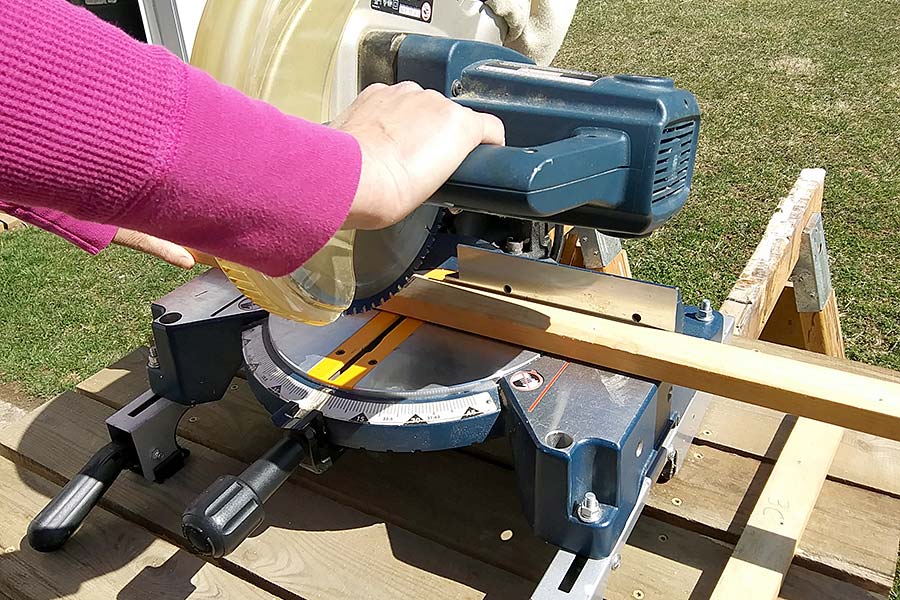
[{"x1": 372, "y1": 34, "x2": 701, "y2": 237}]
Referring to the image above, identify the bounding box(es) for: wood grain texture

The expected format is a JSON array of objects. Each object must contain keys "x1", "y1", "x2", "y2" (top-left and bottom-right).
[
  {"x1": 698, "y1": 395, "x2": 900, "y2": 497},
  {"x1": 74, "y1": 350, "x2": 890, "y2": 597},
  {"x1": 760, "y1": 284, "x2": 809, "y2": 349},
  {"x1": 0, "y1": 392, "x2": 534, "y2": 600},
  {"x1": 798, "y1": 291, "x2": 845, "y2": 358},
  {"x1": 720, "y1": 168, "x2": 825, "y2": 337},
  {"x1": 0, "y1": 455, "x2": 277, "y2": 600},
  {"x1": 381, "y1": 274, "x2": 900, "y2": 440},
  {"x1": 0, "y1": 212, "x2": 25, "y2": 232},
  {"x1": 646, "y1": 443, "x2": 900, "y2": 591},
  {"x1": 709, "y1": 419, "x2": 844, "y2": 599},
  {"x1": 601, "y1": 249, "x2": 633, "y2": 278}
]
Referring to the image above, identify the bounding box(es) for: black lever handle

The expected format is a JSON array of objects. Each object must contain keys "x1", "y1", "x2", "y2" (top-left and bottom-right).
[
  {"x1": 182, "y1": 435, "x2": 305, "y2": 558},
  {"x1": 28, "y1": 441, "x2": 129, "y2": 552}
]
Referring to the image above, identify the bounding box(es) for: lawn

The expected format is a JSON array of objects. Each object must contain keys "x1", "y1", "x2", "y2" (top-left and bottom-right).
[
  {"x1": 557, "y1": 0, "x2": 900, "y2": 372},
  {"x1": 0, "y1": 0, "x2": 897, "y2": 594}
]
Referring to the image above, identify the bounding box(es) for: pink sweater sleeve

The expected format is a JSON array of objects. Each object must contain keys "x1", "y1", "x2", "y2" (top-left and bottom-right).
[
  {"x1": 0, "y1": 1, "x2": 361, "y2": 277},
  {"x1": 0, "y1": 202, "x2": 117, "y2": 255}
]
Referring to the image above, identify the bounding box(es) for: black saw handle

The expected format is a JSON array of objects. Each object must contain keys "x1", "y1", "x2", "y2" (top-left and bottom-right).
[
  {"x1": 28, "y1": 441, "x2": 129, "y2": 552},
  {"x1": 182, "y1": 435, "x2": 305, "y2": 558}
]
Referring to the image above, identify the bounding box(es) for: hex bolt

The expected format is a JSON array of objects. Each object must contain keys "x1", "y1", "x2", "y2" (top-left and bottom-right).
[
  {"x1": 147, "y1": 346, "x2": 160, "y2": 369},
  {"x1": 577, "y1": 492, "x2": 602, "y2": 523},
  {"x1": 696, "y1": 298, "x2": 714, "y2": 322}
]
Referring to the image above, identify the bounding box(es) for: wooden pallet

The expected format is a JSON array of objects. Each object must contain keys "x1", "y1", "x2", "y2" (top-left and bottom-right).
[{"x1": 0, "y1": 171, "x2": 897, "y2": 599}]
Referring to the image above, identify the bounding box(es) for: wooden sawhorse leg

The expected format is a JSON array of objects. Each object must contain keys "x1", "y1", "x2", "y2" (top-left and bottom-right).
[{"x1": 712, "y1": 170, "x2": 846, "y2": 599}]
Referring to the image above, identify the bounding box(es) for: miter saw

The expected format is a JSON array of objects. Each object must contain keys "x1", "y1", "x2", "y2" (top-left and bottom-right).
[{"x1": 30, "y1": 2, "x2": 726, "y2": 598}]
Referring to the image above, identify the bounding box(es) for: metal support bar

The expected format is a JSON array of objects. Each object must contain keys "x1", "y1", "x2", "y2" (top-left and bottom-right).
[
  {"x1": 790, "y1": 212, "x2": 833, "y2": 313},
  {"x1": 575, "y1": 228, "x2": 622, "y2": 270},
  {"x1": 532, "y1": 478, "x2": 650, "y2": 599}
]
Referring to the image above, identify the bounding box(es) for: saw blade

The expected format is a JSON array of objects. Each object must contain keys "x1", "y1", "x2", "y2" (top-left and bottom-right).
[
  {"x1": 348, "y1": 205, "x2": 444, "y2": 313},
  {"x1": 191, "y1": 0, "x2": 505, "y2": 323}
]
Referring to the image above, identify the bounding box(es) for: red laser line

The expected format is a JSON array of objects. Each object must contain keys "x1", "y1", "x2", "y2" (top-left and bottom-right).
[{"x1": 528, "y1": 362, "x2": 570, "y2": 412}]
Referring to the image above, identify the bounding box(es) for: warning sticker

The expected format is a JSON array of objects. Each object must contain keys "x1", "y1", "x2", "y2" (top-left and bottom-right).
[{"x1": 371, "y1": 0, "x2": 433, "y2": 23}]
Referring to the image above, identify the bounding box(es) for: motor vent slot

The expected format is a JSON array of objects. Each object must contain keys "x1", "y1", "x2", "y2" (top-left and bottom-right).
[{"x1": 652, "y1": 120, "x2": 696, "y2": 203}]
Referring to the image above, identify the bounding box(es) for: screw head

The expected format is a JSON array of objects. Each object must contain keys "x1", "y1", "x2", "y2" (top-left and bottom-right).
[
  {"x1": 151, "y1": 448, "x2": 163, "y2": 461},
  {"x1": 451, "y1": 79, "x2": 463, "y2": 97},
  {"x1": 611, "y1": 554, "x2": 621, "y2": 570}
]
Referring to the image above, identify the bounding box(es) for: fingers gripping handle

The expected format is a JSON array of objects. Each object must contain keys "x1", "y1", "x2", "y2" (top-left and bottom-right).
[
  {"x1": 28, "y1": 442, "x2": 128, "y2": 552},
  {"x1": 434, "y1": 129, "x2": 630, "y2": 221}
]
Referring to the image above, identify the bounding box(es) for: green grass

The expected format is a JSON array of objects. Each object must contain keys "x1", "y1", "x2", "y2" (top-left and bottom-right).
[
  {"x1": 557, "y1": 0, "x2": 900, "y2": 371},
  {"x1": 0, "y1": 228, "x2": 195, "y2": 398}
]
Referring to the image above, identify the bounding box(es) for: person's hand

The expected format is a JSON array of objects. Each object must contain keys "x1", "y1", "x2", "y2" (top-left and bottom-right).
[
  {"x1": 113, "y1": 228, "x2": 196, "y2": 269},
  {"x1": 331, "y1": 82, "x2": 505, "y2": 230}
]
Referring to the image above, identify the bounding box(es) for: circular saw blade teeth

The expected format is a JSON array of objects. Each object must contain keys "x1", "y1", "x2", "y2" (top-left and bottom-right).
[{"x1": 346, "y1": 210, "x2": 447, "y2": 314}]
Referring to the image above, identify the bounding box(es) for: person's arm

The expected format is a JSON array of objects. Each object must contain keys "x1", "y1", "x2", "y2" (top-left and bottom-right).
[
  {"x1": 0, "y1": 1, "x2": 502, "y2": 278},
  {"x1": 0, "y1": 200, "x2": 199, "y2": 267},
  {"x1": 0, "y1": 202, "x2": 116, "y2": 255}
]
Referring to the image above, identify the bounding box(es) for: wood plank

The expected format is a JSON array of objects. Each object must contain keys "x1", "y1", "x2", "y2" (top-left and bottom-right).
[
  {"x1": 0, "y1": 392, "x2": 535, "y2": 600},
  {"x1": 0, "y1": 212, "x2": 25, "y2": 232},
  {"x1": 720, "y1": 168, "x2": 825, "y2": 338},
  {"x1": 0, "y1": 455, "x2": 277, "y2": 600},
  {"x1": 730, "y1": 337, "x2": 900, "y2": 384},
  {"x1": 698, "y1": 395, "x2": 900, "y2": 497},
  {"x1": 760, "y1": 284, "x2": 809, "y2": 349},
  {"x1": 709, "y1": 420, "x2": 844, "y2": 599},
  {"x1": 83, "y1": 348, "x2": 900, "y2": 498},
  {"x1": 381, "y1": 273, "x2": 900, "y2": 441},
  {"x1": 646, "y1": 443, "x2": 900, "y2": 591},
  {"x1": 79, "y1": 351, "x2": 900, "y2": 593}
]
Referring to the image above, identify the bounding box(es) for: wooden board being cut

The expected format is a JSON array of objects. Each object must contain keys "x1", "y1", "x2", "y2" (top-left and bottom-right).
[{"x1": 381, "y1": 274, "x2": 900, "y2": 441}]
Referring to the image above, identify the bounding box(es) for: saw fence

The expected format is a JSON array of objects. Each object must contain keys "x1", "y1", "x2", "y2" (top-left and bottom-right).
[{"x1": 0, "y1": 169, "x2": 896, "y2": 599}]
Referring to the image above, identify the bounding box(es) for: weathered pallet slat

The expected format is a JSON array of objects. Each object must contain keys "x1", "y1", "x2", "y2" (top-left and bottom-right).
[
  {"x1": 0, "y1": 392, "x2": 534, "y2": 600},
  {"x1": 76, "y1": 349, "x2": 899, "y2": 594},
  {"x1": 0, "y1": 455, "x2": 277, "y2": 600}
]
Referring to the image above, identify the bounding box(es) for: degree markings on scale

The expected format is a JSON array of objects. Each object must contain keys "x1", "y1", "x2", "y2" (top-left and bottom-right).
[{"x1": 244, "y1": 326, "x2": 501, "y2": 424}]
